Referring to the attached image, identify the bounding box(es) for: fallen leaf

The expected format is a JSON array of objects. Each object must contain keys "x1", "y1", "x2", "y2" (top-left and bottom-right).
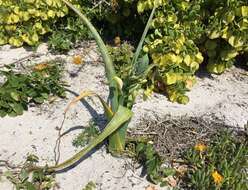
[
  {"x1": 145, "y1": 185, "x2": 157, "y2": 190},
  {"x1": 176, "y1": 165, "x2": 188, "y2": 176},
  {"x1": 165, "y1": 176, "x2": 177, "y2": 187}
]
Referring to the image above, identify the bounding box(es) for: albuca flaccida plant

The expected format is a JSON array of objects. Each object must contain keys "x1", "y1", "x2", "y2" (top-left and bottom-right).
[{"x1": 11, "y1": 0, "x2": 156, "y2": 174}]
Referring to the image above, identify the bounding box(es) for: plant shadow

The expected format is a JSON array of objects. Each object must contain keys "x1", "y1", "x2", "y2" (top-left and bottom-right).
[{"x1": 65, "y1": 88, "x2": 107, "y2": 131}]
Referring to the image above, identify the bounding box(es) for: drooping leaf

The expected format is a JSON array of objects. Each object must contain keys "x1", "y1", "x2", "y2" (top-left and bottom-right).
[
  {"x1": 48, "y1": 105, "x2": 132, "y2": 172},
  {"x1": 65, "y1": 90, "x2": 113, "y2": 120}
]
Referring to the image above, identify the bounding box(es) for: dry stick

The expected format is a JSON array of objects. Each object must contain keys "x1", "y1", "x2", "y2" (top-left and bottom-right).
[
  {"x1": 53, "y1": 113, "x2": 67, "y2": 165},
  {"x1": 0, "y1": 160, "x2": 21, "y2": 170}
]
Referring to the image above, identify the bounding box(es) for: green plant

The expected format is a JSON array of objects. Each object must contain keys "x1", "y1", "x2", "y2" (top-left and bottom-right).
[
  {"x1": 132, "y1": 0, "x2": 248, "y2": 103},
  {"x1": 1, "y1": 154, "x2": 56, "y2": 190},
  {"x1": 0, "y1": 0, "x2": 82, "y2": 47},
  {"x1": 205, "y1": 1, "x2": 248, "y2": 74},
  {"x1": 107, "y1": 42, "x2": 134, "y2": 81},
  {"x1": 131, "y1": 141, "x2": 176, "y2": 187},
  {"x1": 182, "y1": 131, "x2": 248, "y2": 190},
  {"x1": 72, "y1": 120, "x2": 100, "y2": 148},
  {"x1": 0, "y1": 61, "x2": 65, "y2": 117},
  {"x1": 137, "y1": 0, "x2": 205, "y2": 104},
  {"x1": 7, "y1": 0, "x2": 155, "y2": 174},
  {"x1": 82, "y1": 181, "x2": 96, "y2": 190}
]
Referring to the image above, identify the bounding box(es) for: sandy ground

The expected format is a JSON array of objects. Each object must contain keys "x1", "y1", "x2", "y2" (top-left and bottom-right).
[{"x1": 0, "y1": 43, "x2": 247, "y2": 190}]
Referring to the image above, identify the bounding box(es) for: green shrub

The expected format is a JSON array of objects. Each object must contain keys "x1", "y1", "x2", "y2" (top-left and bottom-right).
[
  {"x1": 108, "y1": 42, "x2": 134, "y2": 80},
  {"x1": 205, "y1": 1, "x2": 248, "y2": 73},
  {"x1": 72, "y1": 120, "x2": 100, "y2": 148},
  {"x1": 0, "y1": 0, "x2": 80, "y2": 47},
  {"x1": 48, "y1": 17, "x2": 92, "y2": 52},
  {"x1": 0, "y1": 61, "x2": 65, "y2": 117},
  {"x1": 136, "y1": 0, "x2": 248, "y2": 103}
]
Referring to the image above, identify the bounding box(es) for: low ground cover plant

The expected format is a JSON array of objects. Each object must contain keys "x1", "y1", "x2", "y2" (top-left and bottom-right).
[
  {"x1": 1, "y1": 154, "x2": 56, "y2": 190},
  {"x1": 181, "y1": 131, "x2": 248, "y2": 190},
  {"x1": 0, "y1": 61, "x2": 65, "y2": 117},
  {"x1": 72, "y1": 120, "x2": 100, "y2": 148}
]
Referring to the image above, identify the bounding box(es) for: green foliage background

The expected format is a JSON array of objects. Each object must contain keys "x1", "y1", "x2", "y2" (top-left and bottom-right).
[{"x1": 0, "y1": 0, "x2": 247, "y2": 103}]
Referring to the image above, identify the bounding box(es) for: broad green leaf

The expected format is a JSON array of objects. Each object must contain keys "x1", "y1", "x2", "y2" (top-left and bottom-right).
[
  {"x1": 10, "y1": 91, "x2": 20, "y2": 101},
  {"x1": 165, "y1": 73, "x2": 177, "y2": 85},
  {"x1": 0, "y1": 110, "x2": 7, "y2": 117},
  {"x1": 19, "y1": 169, "x2": 29, "y2": 182},
  {"x1": 8, "y1": 111, "x2": 17, "y2": 117},
  {"x1": 241, "y1": 6, "x2": 248, "y2": 17},
  {"x1": 33, "y1": 97, "x2": 44, "y2": 104},
  {"x1": 41, "y1": 93, "x2": 49, "y2": 99},
  {"x1": 25, "y1": 182, "x2": 36, "y2": 190},
  {"x1": 11, "y1": 103, "x2": 23, "y2": 115}
]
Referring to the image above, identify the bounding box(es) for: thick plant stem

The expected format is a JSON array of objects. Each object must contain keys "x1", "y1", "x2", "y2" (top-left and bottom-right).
[
  {"x1": 108, "y1": 7, "x2": 156, "y2": 155},
  {"x1": 108, "y1": 121, "x2": 130, "y2": 155}
]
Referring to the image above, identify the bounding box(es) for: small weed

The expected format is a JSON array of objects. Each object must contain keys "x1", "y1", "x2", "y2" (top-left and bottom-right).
[
  {"x1": 181, "y1": 131, "x2": 248, "y2": 190},
  {"x1": 0, "y1": 61, "x2": 66, "y2": 117},
  {"x1": 126, "y1": 140, "x2": 176, "y2": 187},
  {"x1": 1, "y1": 154, "x2": 56, "y2": 190},
  {"x1": 72, "y1": 120, "x2": 100, "y2": 148}
]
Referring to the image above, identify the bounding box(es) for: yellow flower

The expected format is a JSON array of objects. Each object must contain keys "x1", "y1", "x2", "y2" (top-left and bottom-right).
[
  {"x1": 194, "y1": 143, "x2": 207, "y2": 152},
  {"x1": 212, "y1": 171, "x2": 223, "y2": 185},
  {"x1": 33, "y1": 63, "x2": 49, "y2": 71},
  {"x1": 73, "y1": 55, "x2": 83, "y2": 65}
]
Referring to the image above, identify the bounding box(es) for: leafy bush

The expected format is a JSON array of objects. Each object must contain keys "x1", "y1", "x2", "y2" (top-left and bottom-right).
[
  {"x1": 2, "y1": 154, "x2": 56, "y2": 190},
  {"x1": 0, "y1": 61, "x2": 65, "y2": 117},
  {"x1": 140, "y1": 1, "x2": 204, "y2": 104},
  {"x1": 48, "y1": 17, "x2": 92, "y2": 52},
  {"x1": 205, "y1": 0, "x2": 248, "y2": 73},
  {"x1": 134, "y1": 0, "x2": 247, "y2": 103},
  {"x1": 0, "y1": 0, "x2": 80, "y2": 47}
]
